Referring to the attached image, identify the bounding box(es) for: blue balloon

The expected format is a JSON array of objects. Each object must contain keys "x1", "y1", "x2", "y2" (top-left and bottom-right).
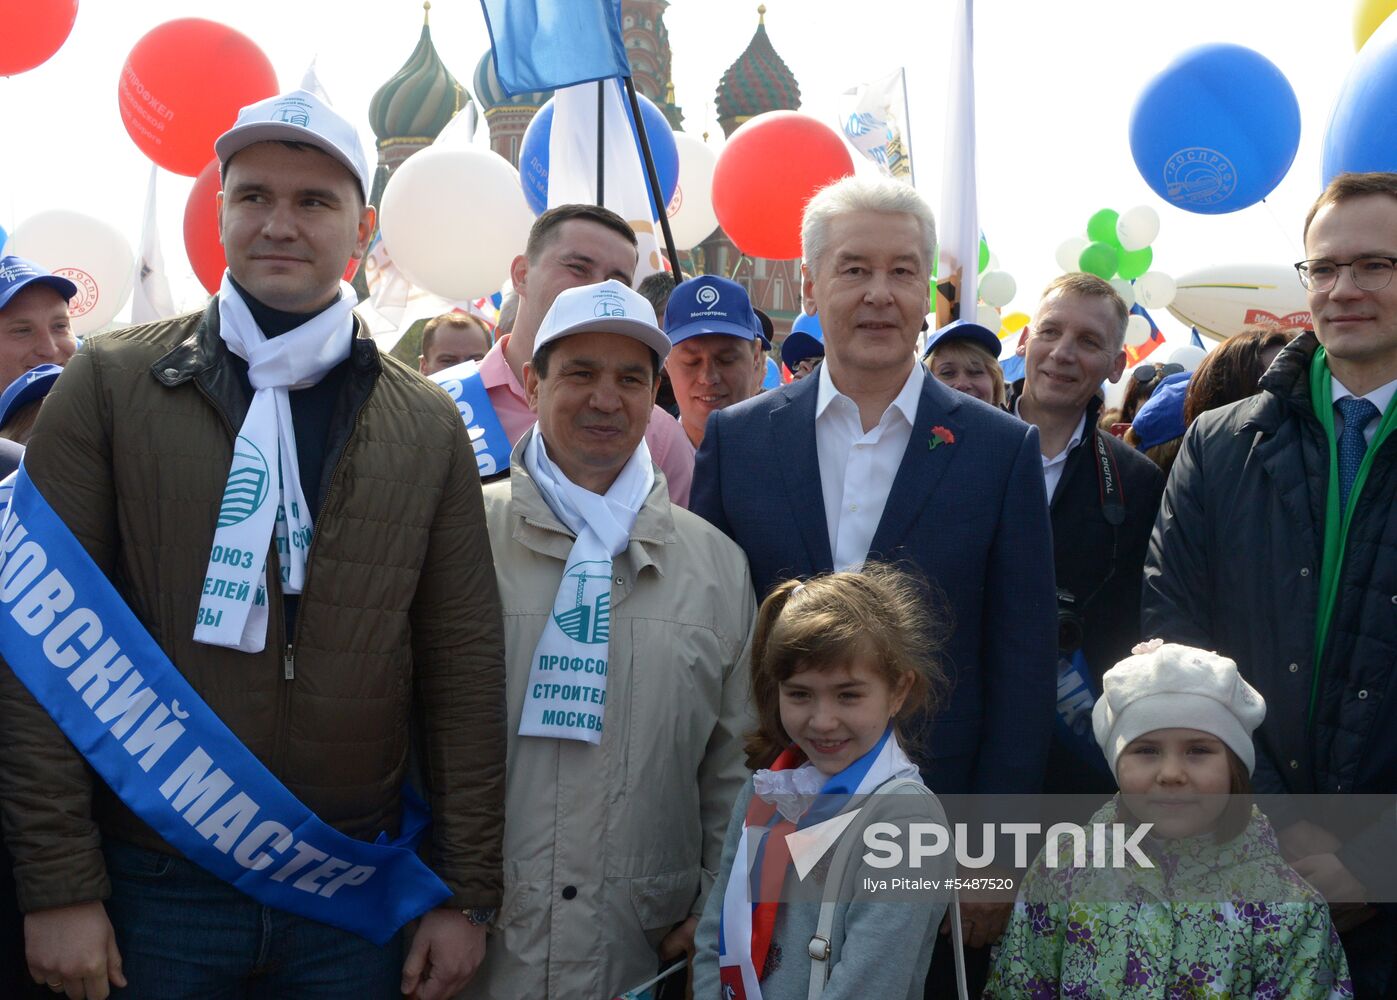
[
  {"x1": 1323, "y1": 15, "x2": 1397, "y2": 184},
  {"x1": 519, "y1": 91, "x2": 679, "y2": 217},
  {"x1": 762, "y1": 357, "x2": 781, "y2": 391},
  {"x1": 1128, "y1": 44, "x2": 1300, "y2": 215},
  {"x1": 0, "y1": 224, "x2": 7, "y2": 255}
]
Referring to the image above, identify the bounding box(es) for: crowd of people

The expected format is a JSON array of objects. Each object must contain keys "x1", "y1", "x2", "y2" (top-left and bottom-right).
[{"x1": 0, "y1": 85, "x2": 1394, "y2": 1000}]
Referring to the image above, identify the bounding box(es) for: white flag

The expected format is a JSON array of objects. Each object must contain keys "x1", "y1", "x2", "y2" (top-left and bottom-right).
[
  {"x1": 547, "y1": 78, "x2": 666, "y2": 284},
  {"x1": 131, "y1": 164, "x2": 176, "y2": 324},
  {"x1": 839, "y1": 69, "x2": 913, "y2": 181},
  {"x1": 301, "y1": 59, "x2": 332, "y2": 104},
  {"x1": 938, "y1": 0, "x2": 979, "y2": 322}
]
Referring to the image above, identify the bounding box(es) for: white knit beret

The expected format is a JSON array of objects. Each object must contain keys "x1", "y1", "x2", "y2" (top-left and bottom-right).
[{"x1": 1091, "y1": 640, "x2": 1267, "y2": 776}]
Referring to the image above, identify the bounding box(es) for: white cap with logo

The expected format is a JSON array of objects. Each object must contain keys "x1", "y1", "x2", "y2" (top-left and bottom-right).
[
  {"x1": 215, "y1": 89, "x2": 372, "y2": 202},
  {"x1": 533, "y1": 279, "x2": 671, "y2": 364}
]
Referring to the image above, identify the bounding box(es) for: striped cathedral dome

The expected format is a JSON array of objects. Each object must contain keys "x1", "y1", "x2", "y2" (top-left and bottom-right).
[
  {"x1": 714, "y1": 5, "x2": 800, "y2": 127},
  {"x1": 471, "y1": 49, "x2": 553, "y2": 115},
  {"x1": 368, "y1": 2, "x2": 469, "y2": 144}
]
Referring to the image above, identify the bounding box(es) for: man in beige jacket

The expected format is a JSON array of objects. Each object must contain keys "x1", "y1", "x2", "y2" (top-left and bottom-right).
[{"x1": 468, "y1": 279, "x2": 754, "y2": 999}]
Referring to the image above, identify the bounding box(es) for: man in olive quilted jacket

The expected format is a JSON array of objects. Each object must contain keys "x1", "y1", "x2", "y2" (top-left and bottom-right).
[{"x1": 0, "y1": 90, "x2": 506, "y2": 1000}]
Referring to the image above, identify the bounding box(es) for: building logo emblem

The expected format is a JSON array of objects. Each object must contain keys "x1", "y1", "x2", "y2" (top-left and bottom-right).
[
  {"x1": 271, "y1": 98, "x2": 311, "y2": 127},
  {"x1": 218, "y1": 437, "x2": 271, "y2": 527},
  {"x1": 553, "y1": 560, "x2": 612, "y2": 644},
  {"x1": 1163, "y1": 147, "x2": 1237, "y2": 208},
  {"x1": 593, "y1": 287, "x2": 629, "y2": 318}
]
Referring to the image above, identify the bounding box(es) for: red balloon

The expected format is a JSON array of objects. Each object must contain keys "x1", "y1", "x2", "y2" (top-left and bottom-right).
[
  {"x1": 711, "y1": 111, "x2": 855, "y2": 260},
  {"x1": 183, "y1": 159, "x2": 225, "y2": 294},
  {"x1": 119, "y1": 19, "x2": 277, "y2": 177},
  {"x1": 0, "y1": 0, "x2": 78, "y2": 76}
]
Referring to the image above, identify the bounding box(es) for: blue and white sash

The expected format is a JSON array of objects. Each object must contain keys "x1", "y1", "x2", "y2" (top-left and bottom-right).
[
  {"x1": 717, "y1": 728, "x2": 921, "y2": 998},
  {"x1": 0, "y1": 467, "x2": 450, "y2": 944},
  {"x1": 430, "y1": 361, "x2": 512, "y2": 479},
  {"x1": 1055, "y1": 649, "x2": 1112, "y2": 773}
]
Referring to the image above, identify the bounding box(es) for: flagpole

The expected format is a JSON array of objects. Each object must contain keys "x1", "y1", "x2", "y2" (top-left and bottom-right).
[
  {"x1": 899, "y1": 66, "x2": 917, "y2": 188},
  {"x1": 621, "y1": 76, "x2": 682, "y2": 278},
  {"x1": 596, "y1": 80, "x2": 606, "y2": 204}
]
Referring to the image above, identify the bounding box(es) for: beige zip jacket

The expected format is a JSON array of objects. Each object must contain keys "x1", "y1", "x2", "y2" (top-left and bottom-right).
[{"x1": 466, "y1": 435, "x2": 755, "y2": 1000}]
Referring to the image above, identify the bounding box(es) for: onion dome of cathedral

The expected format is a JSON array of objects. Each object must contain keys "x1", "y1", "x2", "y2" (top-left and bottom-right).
[
  {"x1": 714, "y1": 5, "x2": 800, "y2": 122},
  {"x1": 471, "y1": 49, "x2": 553, "y2": 114},
  {"x1": 368, "y1": 2, "x2": 468, "y2": 144}
]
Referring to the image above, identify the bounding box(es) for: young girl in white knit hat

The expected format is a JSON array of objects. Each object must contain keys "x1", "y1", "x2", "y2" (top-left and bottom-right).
[{"x1": 987, "y1": 640, "x2": 1353, "y2": 998}]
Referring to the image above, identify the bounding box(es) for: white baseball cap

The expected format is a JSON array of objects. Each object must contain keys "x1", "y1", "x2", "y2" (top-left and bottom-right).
[
  {"x1": 534, "y1": 280, "x2": 672, "y2": 364},
  {"x1": 215, "y1": 89, "x2": 372, "y2": 202}
]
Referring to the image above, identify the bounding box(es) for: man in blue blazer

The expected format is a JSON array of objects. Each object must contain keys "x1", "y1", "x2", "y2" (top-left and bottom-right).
[
  {"x1": 692, "y1": 175, "x2": 1056, "y2": 798},
  {"x1": 690, "y1": 175, "x2": 1057, "y2": 982}
]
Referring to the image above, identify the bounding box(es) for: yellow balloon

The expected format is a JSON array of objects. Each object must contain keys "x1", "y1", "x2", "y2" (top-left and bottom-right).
[
  {"x1": 1355, "y1": 0, "x2": 1397, "y2": 50},
  {"x1": 1000, "y1": 311, "x2": 1031, "y2": 337}
]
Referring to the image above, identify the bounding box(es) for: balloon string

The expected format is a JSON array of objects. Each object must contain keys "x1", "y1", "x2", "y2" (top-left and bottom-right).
[{"x1": 1258, "y1": 198, "x2": 1302, "y2": 260}]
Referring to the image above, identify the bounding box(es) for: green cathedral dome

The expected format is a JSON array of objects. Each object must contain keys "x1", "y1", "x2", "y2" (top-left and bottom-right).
[
  {"x1": 368, "y1": 3, "x2": 469, "y2": 143},
  {"x1": 471, "y1": 49, "x2": 553, "y2": 114}
]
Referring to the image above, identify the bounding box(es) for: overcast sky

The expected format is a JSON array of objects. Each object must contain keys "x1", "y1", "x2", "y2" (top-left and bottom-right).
[{"x1": 0, "y1": 0, "x2": 1358, "y2": 350}]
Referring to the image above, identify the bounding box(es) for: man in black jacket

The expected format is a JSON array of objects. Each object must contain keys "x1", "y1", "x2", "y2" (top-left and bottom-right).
[
  {"x1": 1144, "y1": 172, "x2": 1397, "y2": 996},
  {"x1": 1011, "y1": 273, "x2": 1165, "y2": 794}
]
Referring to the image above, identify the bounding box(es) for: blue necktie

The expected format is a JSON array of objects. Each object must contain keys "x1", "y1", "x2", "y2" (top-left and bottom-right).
[{"x1": 1336, "y1": 396, "x2": 1380, "y2": 510}]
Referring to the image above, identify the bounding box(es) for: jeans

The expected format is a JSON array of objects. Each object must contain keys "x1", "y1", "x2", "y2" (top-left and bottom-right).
[{"x1": 104, "y1": 840, "x2": 402, "y2": 999}]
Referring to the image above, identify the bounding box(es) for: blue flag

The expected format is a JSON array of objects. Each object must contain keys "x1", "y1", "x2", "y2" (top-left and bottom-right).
[
  {"x1": 1190, "y1": 326, "x2": 1205, "y2": 349},
  {"x1": 480, "y1": 0, "x2": 629, "y2": 96}
]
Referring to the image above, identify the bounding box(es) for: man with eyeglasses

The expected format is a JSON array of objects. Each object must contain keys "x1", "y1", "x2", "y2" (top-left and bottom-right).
[{"x1": 1145, "y1": 171, "x2": 1397, "y2": 996}]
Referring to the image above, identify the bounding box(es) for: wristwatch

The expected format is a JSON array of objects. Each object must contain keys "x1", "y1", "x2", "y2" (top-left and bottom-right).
[{"x1": 463, "y1": 907, "x2": 497, "y2": 926}]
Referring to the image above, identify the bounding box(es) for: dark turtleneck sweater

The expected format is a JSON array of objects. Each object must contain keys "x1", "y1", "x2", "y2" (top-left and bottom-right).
[{"x1": 225, "y1": 276, "x2": 353, "y2": 639}]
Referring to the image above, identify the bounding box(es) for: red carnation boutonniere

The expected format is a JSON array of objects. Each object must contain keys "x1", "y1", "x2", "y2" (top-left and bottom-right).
[{"x1": 929, "y1": 425, "x2": 956, "y2": 451}]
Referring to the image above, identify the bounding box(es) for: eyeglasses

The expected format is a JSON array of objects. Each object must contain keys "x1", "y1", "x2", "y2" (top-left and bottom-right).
[
  {"x1": 1293, "y1": 257, "x2": 1397, "y2": 293},
  {"x1": 1132, "y1": 362, "x2": 1184, "y2": 384}
]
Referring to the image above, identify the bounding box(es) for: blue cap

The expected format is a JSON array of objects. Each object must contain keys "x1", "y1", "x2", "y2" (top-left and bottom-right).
[
  {"x1": 664, "y1": 275, "x2": 758, "y2": 345},
  {"x1": 752, "y1": 307, "x2": 774, "y2": 349},
  {"x1": 781, "y1": 311, "x2": 825, "y2": 371},
  {"x1": 1131, "y1": 370, "x2": 1191, "y2": 450},
  {"x1": 922, "y1": 319, "x2": 1001, "y2": 361},
  {"x1": 0, "y1": 364, "x2": 62, "y2": 429},
  {"x1": 0, "y1": 256, "x2": 77, "y2": 313}
]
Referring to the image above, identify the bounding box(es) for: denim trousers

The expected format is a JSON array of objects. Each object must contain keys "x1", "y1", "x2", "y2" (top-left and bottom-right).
[{"x1": 103, "y1": 840, "x2": 403, "y2": 999}]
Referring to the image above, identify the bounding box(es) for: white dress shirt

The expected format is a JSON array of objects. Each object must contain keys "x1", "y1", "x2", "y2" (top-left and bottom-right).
[
  {"x1": 1014, "y1": 398, "x2": 1087, "y2": 503},
  {"x1": 1332, "y1": 375, "x2": 1397, "y2": 447},
  {"x1": 816, "y1": 360, "x2": 924, "y2": 571}
]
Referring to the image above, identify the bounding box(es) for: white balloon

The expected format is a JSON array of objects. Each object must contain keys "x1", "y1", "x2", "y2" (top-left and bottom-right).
[
  {"x1": 1055, "y1": 236, "x2": 1088, "y2": 273},
  {"x1": 1167, "y1": 345, "x2": 1208, "y2": 371},
  {"x1": 1116, "y1": 205, "x2": 1161, "y2": 252},
  {"x1": 380, "y1": 146, "x2": 534, "y2": 301},
  {"x1": 978, "y1": 270, "x2": 1016, "y2": 308},
  {"x1": 1124, "y1": 313, "x2": 1153, "y2": 347},
  {"x1": 9, "y1": 210, "x2": 135, "y2": 336},
  {"x1": 1136, "y1": 271, "x2": 1178, "y2": 309},
  {"x1": 1110, "y1": 278, "x2": 1136, "y2": 309},
  {"x1": 976, "y1": 303, "x2": 1002, "y2": 334},
  {"x1": 665, "y1": 132, "x2": 721, "y2": 251}
]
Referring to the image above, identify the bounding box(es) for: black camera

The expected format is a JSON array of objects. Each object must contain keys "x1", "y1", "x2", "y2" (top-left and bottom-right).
[{"x1": 1056, "y1": 588, "x2": 1084, "y2": 654}]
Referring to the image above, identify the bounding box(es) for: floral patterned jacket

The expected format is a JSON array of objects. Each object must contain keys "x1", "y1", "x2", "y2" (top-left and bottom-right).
[{"x1": 985, "y1": 799, "x2": 1353, "y2": 999}]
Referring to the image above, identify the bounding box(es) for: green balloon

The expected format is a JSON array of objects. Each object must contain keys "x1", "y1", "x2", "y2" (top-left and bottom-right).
[
  {"x1": 978, "y1": 236, "x2": 990, "y2": 274},
  {"x1": 1078, "y1": 241, "x2": 1119, "y2": 279},
  {"x1": 1116, "y1": 245, "x2": 1153, "y2": 280},
  {"x1": 1086, "y1": 208, "x2": 1121, "y2": 248}
]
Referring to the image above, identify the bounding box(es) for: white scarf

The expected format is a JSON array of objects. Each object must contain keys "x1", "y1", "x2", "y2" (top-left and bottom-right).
[
  {"x1": 194, "y1": 273, "x2": 356, "y2": 653},
  {"x1": 717, "y1": 733, "x2": 922, "y2": 998},
  {"x1": 518, "y1": 429, "x2": 653, "y2": 744}
]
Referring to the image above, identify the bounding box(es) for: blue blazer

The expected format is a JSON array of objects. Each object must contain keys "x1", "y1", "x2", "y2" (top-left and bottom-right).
[{"x1": 690, "y1": 372, "x2": 1057, "y2": 794}]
